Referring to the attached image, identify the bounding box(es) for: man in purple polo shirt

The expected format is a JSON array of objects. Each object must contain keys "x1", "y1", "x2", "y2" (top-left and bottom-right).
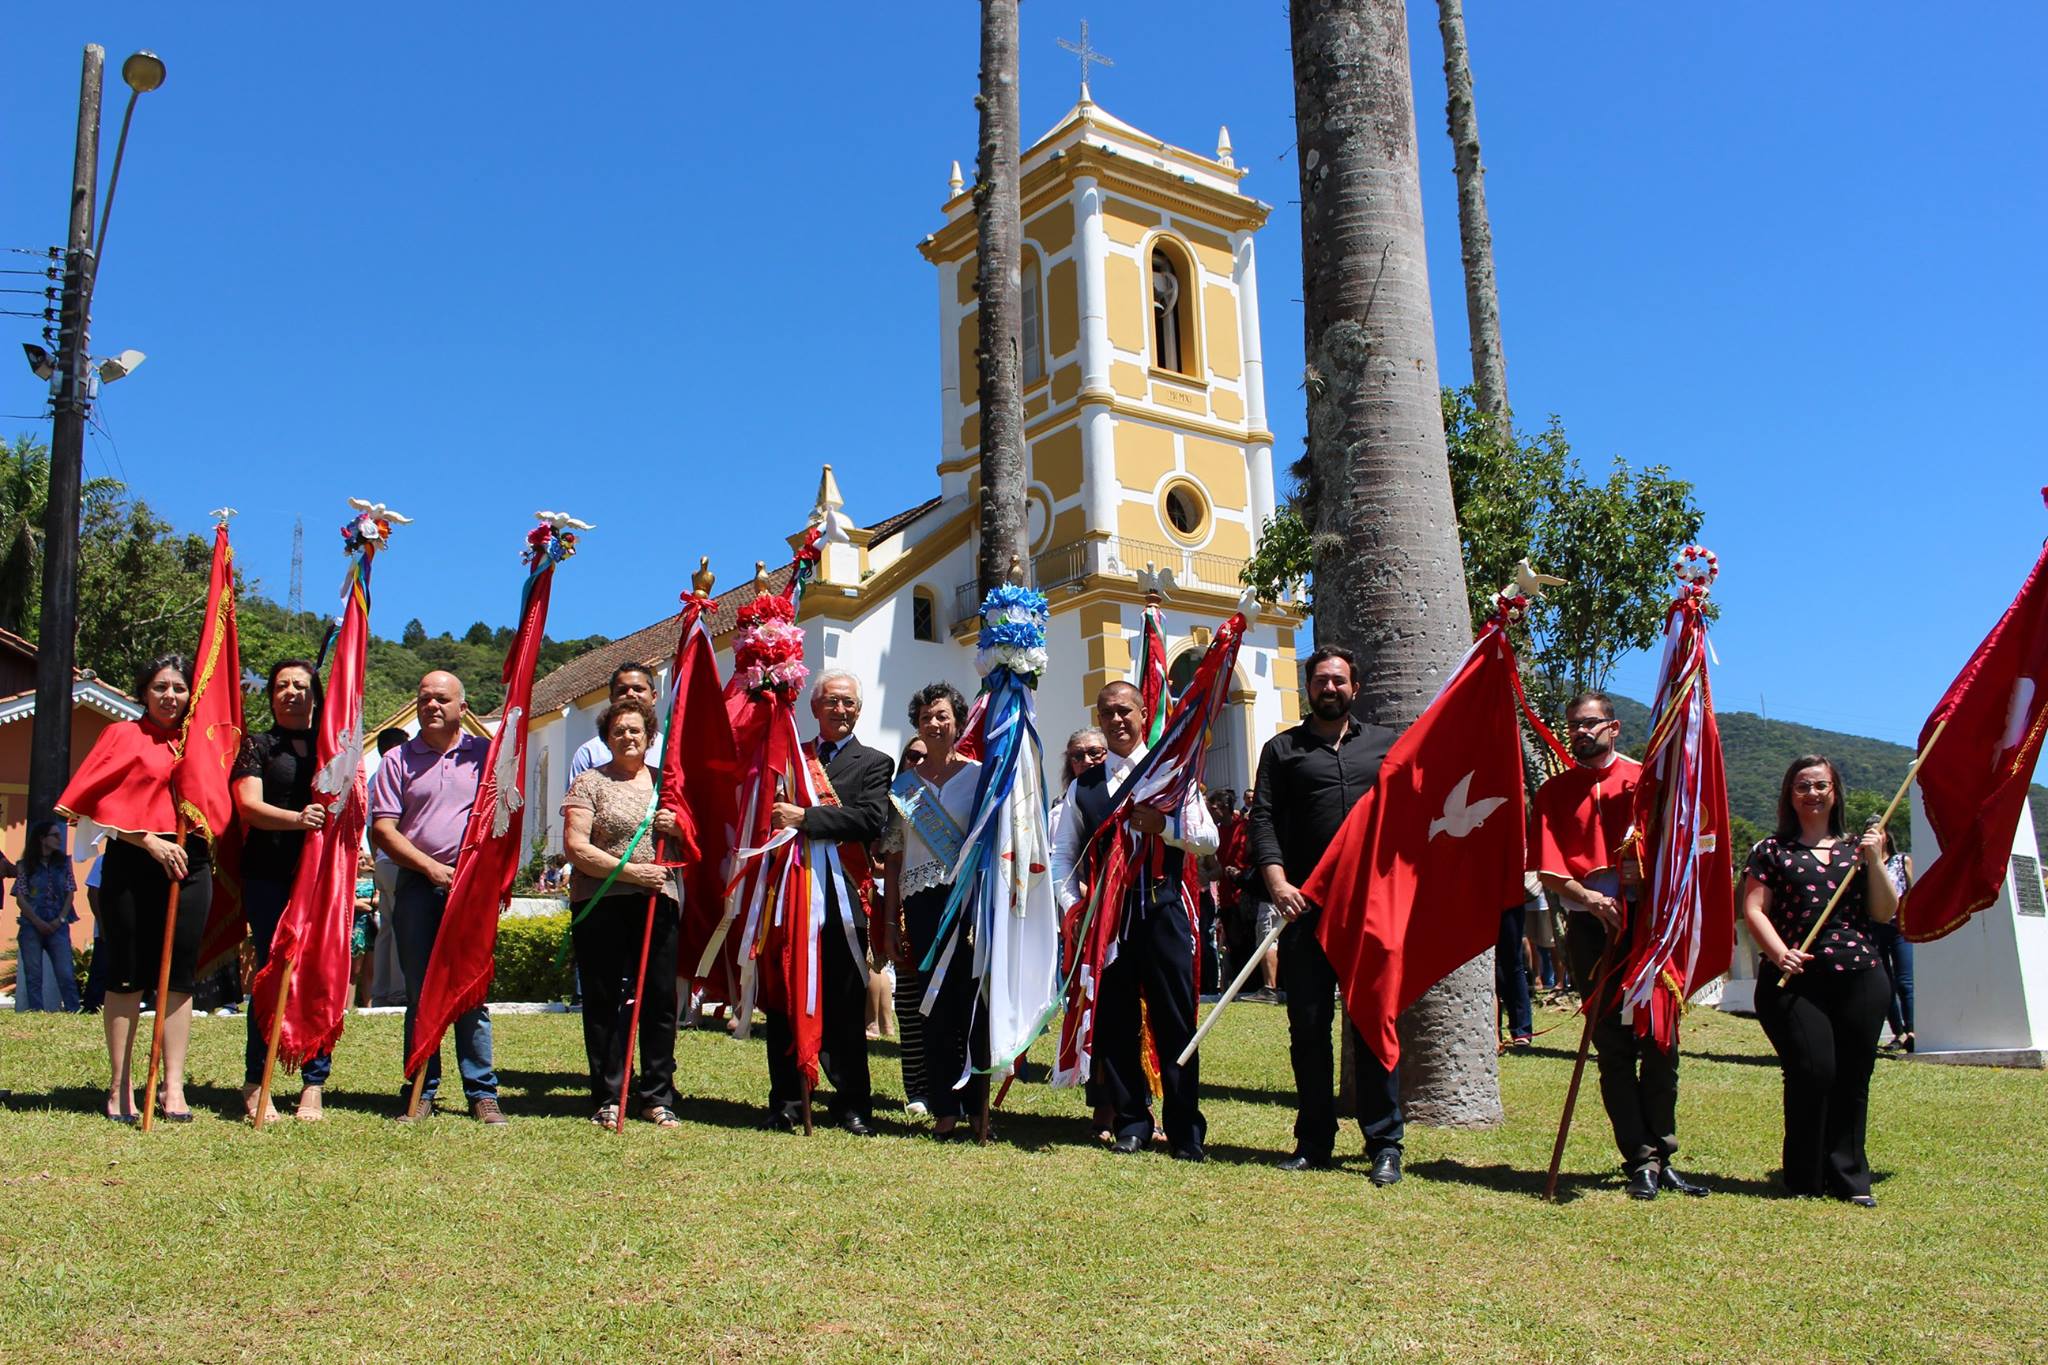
[{"x1": 368, "y1": 670, "x2": 504, "y2": 1124}]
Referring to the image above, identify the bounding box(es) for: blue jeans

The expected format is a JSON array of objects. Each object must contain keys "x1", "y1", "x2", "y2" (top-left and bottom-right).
[
  {"x1": 1496, "y1": 904, "x2": 1533, "y2": 1039},
  {"x1": 1869, "y1": 920, "x2": 1914, "y2": 1039},
  {"x1": 16, "y1": 926, "x2": 80, "y2": 1011},
  {"x1": 243, "y1": 877, "x2": 332, "y2": 1088},
  {"x1": 393, "y1": 870, "x2": 496, "y2": 1102}
]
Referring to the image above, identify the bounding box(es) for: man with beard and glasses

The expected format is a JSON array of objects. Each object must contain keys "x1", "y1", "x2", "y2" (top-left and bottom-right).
[
  {"x1": 1530, "y1": 690, "x2": 1709, "y2": 1201},
  {"x1": 1248, "y1": 646, "x2": 1403, "y2": 1181}
]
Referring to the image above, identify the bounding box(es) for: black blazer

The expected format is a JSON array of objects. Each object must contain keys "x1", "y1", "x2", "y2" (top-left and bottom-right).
[{"x1": 804, "y1": 736, "x2": 893, "y2": 846}]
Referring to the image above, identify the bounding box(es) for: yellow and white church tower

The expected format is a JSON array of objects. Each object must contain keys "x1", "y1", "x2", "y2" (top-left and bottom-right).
[{"x1": 513, "y1": 93, "x2": 1304, "y2": 850}]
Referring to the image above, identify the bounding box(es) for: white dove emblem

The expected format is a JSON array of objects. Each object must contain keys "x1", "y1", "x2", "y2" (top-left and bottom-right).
[
  {"x1": 490, "y1": 710, "x2": 526, "y2": 839},
  {"x1": 1429, "y1": 772, "x2": 1506, "y2": 840},
  {"x1": 535, "y1": 510, "x2": 595, "y2": 531},
  {"x1": 346, "y1": 498, "x2": 414, "y2": 524}
]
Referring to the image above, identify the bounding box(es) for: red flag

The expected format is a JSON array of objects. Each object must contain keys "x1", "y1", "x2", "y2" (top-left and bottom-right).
[
  {"x1": 1137, "y1": 601, "x2": 1168, "y2": 746},
  {"x1": 1053, "y1": 600, "x2": 1247, "y2": 1088},
  {"x1": 1900, "y1": 521, "x2": 2048, "y2": 942},
  {"x1": 1619, "y1": 549, "x2": 1735, "y2": 1048},
  {"x1": 406, "y1": 521, "x2": 576, "y2": 1078},
  {"x1": 174, "y1": 521, "x2": 243, "y2": 843},
  {"x1": 1303, "y1": 618, "x2": 1530, "y2": 1073},
  {"x1": 660, "y1": 593, "x2": 741, "y2": 998},
  {"x1": 249, "y1": 511, "x2": 385, "y2": 1064}
]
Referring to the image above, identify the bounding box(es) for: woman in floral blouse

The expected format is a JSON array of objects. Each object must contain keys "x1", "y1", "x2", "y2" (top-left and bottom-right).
[{"x1": 1741, "y1": 754, "x2": 1898, "y2": 1207}]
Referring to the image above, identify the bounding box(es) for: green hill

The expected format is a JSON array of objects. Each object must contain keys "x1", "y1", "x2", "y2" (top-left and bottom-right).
[{"x1": 1607, "y1": 695, "x2": 2048, "y2": 855}]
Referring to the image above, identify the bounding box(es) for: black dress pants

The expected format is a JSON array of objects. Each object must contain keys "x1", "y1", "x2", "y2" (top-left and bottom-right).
[
  {"x1": 1753, "y1": 964, "x2": 1889, "y2": 1198},
  {"x1": 1095, "y1": 895, "x2": 1204, "y2": 1147},
  {"x1": 1565, "y1": 910, "x2": 1679, "y2": 1173},
  {"x1": 765, "y1": 896, "x2": 872, "y2": 1119},
  {"x1": 1279, "y1": 916, "x2": 1403, "y2": 1158},
  {"x1": 99, "y1": 836, "x2": 211, "y2": 995},
  {"x1": 570, "y1": 892, "x2": 680, "y2": 1111},
  {"x1": 906, "y1": 885, "x2": 988, "y2": 1121}
]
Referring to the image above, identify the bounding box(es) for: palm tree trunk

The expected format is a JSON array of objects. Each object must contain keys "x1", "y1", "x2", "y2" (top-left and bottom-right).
[
  {"x1": 974, "y1": 0, "x2": 1027, "y2": 593},
  {"x1": 1291, "y1": 0, "x2": 1502, "y2": 1127},
  {"x1": 1437, "y1": 0, "x2": 1509, "y2": 423}
]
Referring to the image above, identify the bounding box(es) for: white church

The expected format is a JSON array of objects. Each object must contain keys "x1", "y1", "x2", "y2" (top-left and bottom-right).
[{"x1": 512, "y1": 93, "x2": 1306, "y2": 854}]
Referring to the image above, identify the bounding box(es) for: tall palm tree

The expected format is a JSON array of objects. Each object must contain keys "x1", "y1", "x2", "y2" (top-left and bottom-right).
[
  {"x1": 974, "y1": 0, "x2": 1027, "y2": 592},
  {"x1": 1291, "y1": 0, "x2": 1502, "y2": 1126},
  {"x1": 1437, "y1": 0, "x2": 1509, "y2": 425}
]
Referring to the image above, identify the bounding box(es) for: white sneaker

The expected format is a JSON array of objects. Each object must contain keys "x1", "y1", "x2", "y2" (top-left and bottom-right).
[{"x1": 905, "y1": 1099, "x2": 930, "y2": 1120}]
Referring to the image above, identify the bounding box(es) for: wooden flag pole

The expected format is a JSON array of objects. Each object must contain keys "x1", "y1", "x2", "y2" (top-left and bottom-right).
[
  {"x1": 801, "y1": 1075, "x2": 814, "y2": 1136},
  {"x1": 613, "y1": 891, "x2": 660, "y2": 1134},
  {"x1": 976, "y1": 1073, "x2": 991, "y2": 1145},
  {"x1": 1174, "y1": 916, "x2": 1285, "y2": 1067},
  {"x1": 1776, "y1": 718, "x2": 1946, "y2": 987},
  {"x1": 252, "y1": 956, "x2": 296, "y2": 1131},
  {"x1": 405, "y1": 1061, "x2": 429, "y2": 1122},
  {"x1": 140, "y1": 821, "x2": 186, "y2": 1134}
]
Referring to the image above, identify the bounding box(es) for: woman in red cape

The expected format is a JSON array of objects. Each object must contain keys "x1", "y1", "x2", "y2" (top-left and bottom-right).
[{"x1": 55, "y1": 654, "x2": 214, "y2": 1123}]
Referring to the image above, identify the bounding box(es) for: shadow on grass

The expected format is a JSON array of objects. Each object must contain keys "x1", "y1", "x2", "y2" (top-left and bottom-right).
[
  {"x1": 1503, "y1": 1039, "x2": 1780, "y2": 1070},
  {"x1": 1408, "y1": 1156, "x2": 1793, "y2": 1203}
]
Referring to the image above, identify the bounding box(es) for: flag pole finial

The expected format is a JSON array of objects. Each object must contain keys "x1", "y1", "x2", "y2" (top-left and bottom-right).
[{"x1": 691, "y1": 555, "x2": 716, "y2": 600}]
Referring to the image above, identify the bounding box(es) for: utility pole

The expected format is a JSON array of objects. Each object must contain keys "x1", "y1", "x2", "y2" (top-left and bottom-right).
[{"x1": 26, "y1": 45, "x2": 104, "y2": 822}]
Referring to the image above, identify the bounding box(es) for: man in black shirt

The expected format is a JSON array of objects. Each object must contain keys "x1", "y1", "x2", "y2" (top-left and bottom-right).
[{"x1": 1249, "y1": 645, "x2": 1402, "y2": 1182}]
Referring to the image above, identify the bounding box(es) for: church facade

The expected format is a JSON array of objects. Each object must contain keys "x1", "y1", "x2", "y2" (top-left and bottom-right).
[{"x1": 515, "y1": 96, "x2": 1304, "y2": 853}]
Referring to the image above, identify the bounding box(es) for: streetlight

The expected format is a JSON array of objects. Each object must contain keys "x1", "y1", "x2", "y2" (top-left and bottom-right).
[{"x1": 24, "y1": 45, "x2": 166, "y2": 823}]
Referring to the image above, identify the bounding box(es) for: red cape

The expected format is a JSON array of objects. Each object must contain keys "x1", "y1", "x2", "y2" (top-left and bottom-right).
[
  {"x1": 1529, "y1": 755, "x2": 1642, "y2": 883},
  {"x1": 56, "y1": 718, "x2": 181, "y2": 837}
]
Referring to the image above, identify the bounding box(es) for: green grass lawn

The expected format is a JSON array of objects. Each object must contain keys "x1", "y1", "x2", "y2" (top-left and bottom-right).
[{"x1": 2, "y1": 997, "x2": 2042, "y2": 1361}]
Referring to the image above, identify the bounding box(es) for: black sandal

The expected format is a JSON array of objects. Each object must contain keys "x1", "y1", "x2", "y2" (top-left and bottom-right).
[
  {"x1": 640, "y1": 1105, "x2": 681, "y2": 1129},
  {"x1": 592, "y1": 1104, "x2": 620, "y2": 1129}
]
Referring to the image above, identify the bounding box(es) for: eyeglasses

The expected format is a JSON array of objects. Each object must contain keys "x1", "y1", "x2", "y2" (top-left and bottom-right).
[
  {"x1": 1567, "y1": 716, "x2": 1616, "y2": 731},
  {"x1": 817, "y1": 697, "x2": 861, "y2": 712},
  {"x1": 1068, "y1": 748, "x2": 1106, "y2": 763},
  {"x1": 1793, "y1": 780, "x2": 1834, "y2": 794}
]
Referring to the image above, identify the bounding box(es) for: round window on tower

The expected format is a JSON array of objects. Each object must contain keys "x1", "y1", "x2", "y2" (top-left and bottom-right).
[{"x1": 1159, "y1": 479, "x2": 1210, "y2": 545}]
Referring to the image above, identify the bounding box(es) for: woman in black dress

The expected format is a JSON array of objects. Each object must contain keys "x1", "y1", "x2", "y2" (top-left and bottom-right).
[
  {"x1": 232, "y1": 659, "x2": 329, "y2": 1123},
  {"x1": 56, "y1": 655, "x2": 213, "y2": 1122},
  {"x1": 1741, "y1": 754, "x2": 1899, "y2": 1206}
]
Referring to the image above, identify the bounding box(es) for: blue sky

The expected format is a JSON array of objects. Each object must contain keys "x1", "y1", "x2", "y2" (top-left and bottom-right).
[{"x1": 8, "y1": 3, "x2": 2042, "y2": 745}]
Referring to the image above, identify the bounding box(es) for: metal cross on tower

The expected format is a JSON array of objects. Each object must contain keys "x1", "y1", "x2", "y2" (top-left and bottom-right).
[{"x1": 1057, "y1": 19, "x2": 1113, "y2": 100}]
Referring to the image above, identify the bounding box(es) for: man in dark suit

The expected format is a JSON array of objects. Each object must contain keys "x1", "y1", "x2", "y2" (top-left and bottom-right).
[
  {"x1": 765, "y1": 668, "x2": 892, "y2": 1136},
  {"x1": 1249, "y1": 645, "x2": 1403, "y2": 1182}
]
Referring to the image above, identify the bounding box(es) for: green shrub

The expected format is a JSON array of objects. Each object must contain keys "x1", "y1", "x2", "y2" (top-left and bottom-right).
[{"x1": 491, "y1": 912, "x2": 575, "y2": 1003}]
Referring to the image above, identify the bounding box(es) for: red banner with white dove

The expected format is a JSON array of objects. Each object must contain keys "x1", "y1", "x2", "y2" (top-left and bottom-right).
[
  {"x1": 405, "y1": 518, "x2": 579, "y2": 1079},
  {"x1": 250, "y1": 507, "x2": 389, "y2": 1065},
  {"x1": 1303, "y1": 607, "x2": 1534, "y2": 1073},
  {"x1": 1901, "y1": 509, "x2": 2048, "y2": 942}
]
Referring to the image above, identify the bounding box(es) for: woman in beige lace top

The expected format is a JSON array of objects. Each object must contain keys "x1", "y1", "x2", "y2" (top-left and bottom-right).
[{"x1": 561, "y1": 697, "x2": 684, "y2": 1131}]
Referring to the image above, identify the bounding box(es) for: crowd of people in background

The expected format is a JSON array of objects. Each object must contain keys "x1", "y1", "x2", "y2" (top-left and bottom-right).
[{"x1": 9, "y1": 652, "x2": 1922, "y2": 1203}]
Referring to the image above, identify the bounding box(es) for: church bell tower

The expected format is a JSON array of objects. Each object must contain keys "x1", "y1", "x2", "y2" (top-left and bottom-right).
[{"x1": 917, "y1": 89, "x2": 1288, "y2": 711}]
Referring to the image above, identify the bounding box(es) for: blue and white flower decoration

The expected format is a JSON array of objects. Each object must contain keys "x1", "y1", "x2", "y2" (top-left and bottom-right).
[{"x1": 975, "y1": 583, "x2": 1050, "y2": 678}]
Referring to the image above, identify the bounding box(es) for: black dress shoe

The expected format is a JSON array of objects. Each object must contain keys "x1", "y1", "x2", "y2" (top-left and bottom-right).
[
  {"x1": 837, "y1": 1112, "x2": 876, "y2": 1137},
  {"x1": 762, "y1": 1107, "x2": 801, "y2": 1133},
  {"x1": 1847, "y1": 1193, "x2": 1877, "y2": 1208},
  {"x1": 1169, "y1": 1142, "x2": 1207, "y2": 1163},
  {"x1": 1625, "y1": 1166, "x2": 1660, "y2": 1200},
  {"x1": 1110, "y1": 1134, "x2": 1144, "y2": 1155},
  {"x1": 1368, "y1": 1148, "x2": 1403, "y2": 1186},
  {"x1": 1659, "y1": 1166, "x2": 1710, "y2": 1197},
  {"x1": 1276, "y1": 1152, "x2": 1333, "y2": 1172}
]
